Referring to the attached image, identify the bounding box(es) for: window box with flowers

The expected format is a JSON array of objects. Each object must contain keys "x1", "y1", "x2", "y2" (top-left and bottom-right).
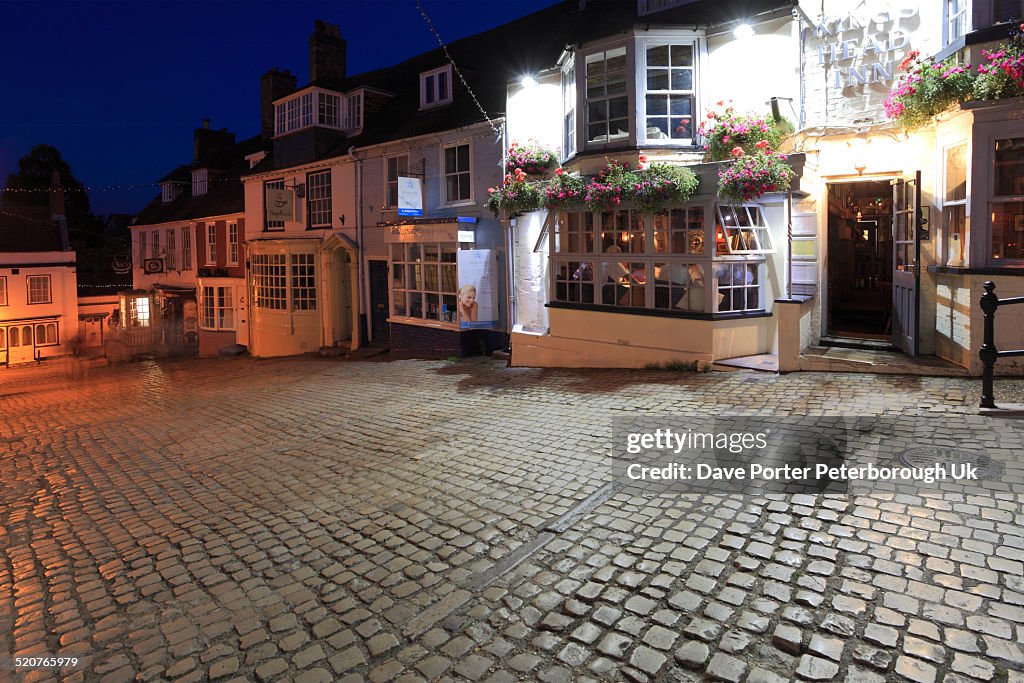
[{"x1": 505, "y1": 141, "x2": 559, "y2": 178}]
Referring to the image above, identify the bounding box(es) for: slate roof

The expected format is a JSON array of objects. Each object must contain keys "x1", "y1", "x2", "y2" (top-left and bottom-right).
[
  {"x1": 248, "y1": 0, "x2": 794, "y2": 174},
  {"x1": 0, "y1": 206, "x2": 65, "y2": 252},
  {"x1": 137, "y1": 135, "x2": 267, "y2": 226}
]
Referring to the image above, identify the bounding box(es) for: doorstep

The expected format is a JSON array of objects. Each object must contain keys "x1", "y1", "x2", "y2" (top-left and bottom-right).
[
  {"x1": 799, "y1": 346, "x2": 970, "y2": 376},
  {"x1": 714, "y1": 354, "x2": 779, "y2": 373}
]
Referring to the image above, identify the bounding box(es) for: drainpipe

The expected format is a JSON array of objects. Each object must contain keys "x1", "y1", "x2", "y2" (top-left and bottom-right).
[
  {"x1": 348, "y1": 146, "x2": 366, "y2": 346},
  {"x1": 787, "y1": 192, "x2": 793, "y2": 298}
]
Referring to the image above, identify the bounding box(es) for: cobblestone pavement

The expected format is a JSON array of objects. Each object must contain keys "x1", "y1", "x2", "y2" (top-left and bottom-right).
[{"x1": 1, "y1": 356, "x2": 1023, "y2": 683}]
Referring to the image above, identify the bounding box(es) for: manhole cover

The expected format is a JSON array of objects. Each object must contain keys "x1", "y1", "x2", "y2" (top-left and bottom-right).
[{"x1": 898, "y1": 446, "x2": 1003, "y2": 479}]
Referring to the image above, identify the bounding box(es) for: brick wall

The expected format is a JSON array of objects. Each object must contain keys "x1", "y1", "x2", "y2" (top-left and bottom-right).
[{"x1": 390, "y1": 322, "x2": 506, "y2": 358}]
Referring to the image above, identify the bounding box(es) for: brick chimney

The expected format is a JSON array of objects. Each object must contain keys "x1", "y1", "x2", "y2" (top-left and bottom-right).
[
  {"x1": 193, "y1": 124, "x2": 235, "y2": 164},
  {"x1": 309, "y1": 19, "x2": 346, "y2": 89},
  {"x1": 49, "y1": 171, "x2": 69, "y2": 251},
  {"x1": 260, "y1": 68, "x2": 298, "y2": 139}
]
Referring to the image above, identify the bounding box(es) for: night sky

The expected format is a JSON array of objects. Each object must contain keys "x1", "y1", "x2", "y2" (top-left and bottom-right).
[{"x1": 1, "y1": 0, "x2": 559, "y2": 216}]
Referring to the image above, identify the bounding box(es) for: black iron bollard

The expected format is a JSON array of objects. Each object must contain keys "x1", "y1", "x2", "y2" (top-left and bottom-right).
[{"x1": 979, "y1": 281, "x2": 999, "y2": 409}]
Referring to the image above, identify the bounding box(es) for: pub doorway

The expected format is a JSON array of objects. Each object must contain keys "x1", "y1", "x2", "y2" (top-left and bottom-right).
[{"x1": 826, "y1": 179, "x2": 894, "y2": 340}]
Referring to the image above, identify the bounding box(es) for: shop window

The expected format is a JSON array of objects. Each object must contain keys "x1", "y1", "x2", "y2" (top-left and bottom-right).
[
  {"x1": 307, "y1": 170, "x2": 332, "y2": 228},
  {"x1": 201, "y1": 286, "x2": 235, "y2": 330},
  {"x1": 0, "y1": 276, "x2": 6, "y2": 306},
  {"x1": 34, "y1": 323, "x2": 58, "y2": 346},
  {"x1": 291, "y1": 253, "x2": 317, "y2": 310},
  {"x1": 601, "y1": 210, "x2": 645, "y2": 254},
  {"x1": 555, "y1": 212, "x2": 595, "y2": 254},
  {"x1": 0, "y1": 328, "x2": 5, "y2": 349},
  {"x1": 386, "y1": 155, "x2": 409, "y2": 208},
  {"x1": 252, "y1": 253, "x2": 288, "y2": 310},
  {"x1": 585, "y1": 46, "x2": 629, "y2": 145},
  {"x1": 443, "y1": 144, "x2": 471, "y2": 204},
  {"x1": 27, "y1": 275, "x2": 52, "y2": 304},
  {"x1": 716, "y1": 205, "x2": 775, "y2": 255},
  {"x1": 130, "y1": 296, "x2": 151, "y2": 327},
  {"x1": 390, "y1": 242, "x2": 458, "y2": 324},
  {"x1": 642, "y1": 41, "x2": 695, "y2": 143},
  {"x1": 943, "y1": 143, "x2": 968, "y2": 266},
  {"x1": 654, "y1": 207, "x2": 705, "y2": 255},
  {"x1": 991, "y1": 137, "x2": 1024, "y2": 261}
]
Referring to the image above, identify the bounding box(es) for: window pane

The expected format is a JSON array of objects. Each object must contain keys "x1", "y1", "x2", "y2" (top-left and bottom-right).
[
  {"x1": 670, "y1": 69, "x2": 693, "y2": 91},
  {"x1": 438, "y1": 70, "x2": 448, "y2": 100},
  {"x1": 670, "y1": 45, "x2": 693, "y2": 66},
  {"x1": 647, "y1": 70, "x2": 669, "y2": 90},
  {"x1": 445, "y1": 146, "x2": 456, "y2": 173},
  {"x1": 994, "y1": 138, "x2": 1023, "y2": 197},
  {"x1": 945, "y1": 144, "x2": 967, "y2": 202},
  {"x1": 456, "y1": 144, "x2": 469, "y2": 171},
  {"x1": 646, "y1": 95, "x2": 666, "y2": 116},
  {"x1": 647, "y1": 45, "x2": 669, "y2": 66},
  {"x1": 992, "y1": 200, "x2": 1024, "y2": 260}
]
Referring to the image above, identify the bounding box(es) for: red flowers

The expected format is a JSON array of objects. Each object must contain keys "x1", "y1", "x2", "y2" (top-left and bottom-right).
[
  {"x1": 731, "y1": 146, "x2": 745, "y2": 157},
  {"x1": 755, "y1": 140, "x2": 769, "y2": 149},
  {"x1": 898, "y1": 50, "x2": 921, "y2": 72}
]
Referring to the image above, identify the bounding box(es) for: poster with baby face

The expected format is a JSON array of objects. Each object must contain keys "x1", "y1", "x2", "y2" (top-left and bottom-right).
[{"x1": 456, "y1": 249, "x2": 498, "y2": 329}]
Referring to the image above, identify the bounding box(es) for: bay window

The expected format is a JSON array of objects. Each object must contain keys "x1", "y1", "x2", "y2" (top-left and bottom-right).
[
  {"x1": 942, "y1": 142, "x2": 968, "y2": 266},
  {"x1": 563, "y1": 59, "x2": 576, "y2": 159},
  {"x1": 551, "y1": 204, "x2": 771, "y2": 314}
]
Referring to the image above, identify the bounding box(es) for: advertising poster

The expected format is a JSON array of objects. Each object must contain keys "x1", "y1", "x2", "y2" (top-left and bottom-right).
[{"x1": 456, "y1": 249, "x2": 498, "y2": 329}]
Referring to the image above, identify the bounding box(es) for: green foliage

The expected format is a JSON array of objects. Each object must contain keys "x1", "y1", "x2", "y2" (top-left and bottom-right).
[
  {"x1": 717, "y1": 150, "x2": 795, "y2": 203},
  {"x1": 631, "y1": 163, "x2": 699, "y2": 211},
  {"x1": 698, "y1": 105, "x2": 790, "y2": 162},
  {"x1": 974, "y1": 24, "x2": 1024, "y2": 101},
  {"x1": 487, "y1": 167, "x2": 545, "y2": 217}
]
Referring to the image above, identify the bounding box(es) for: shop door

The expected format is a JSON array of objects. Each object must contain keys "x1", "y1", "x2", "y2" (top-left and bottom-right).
[
  {"x1": 0, "y1": 327, "x2": 7, "y2": 365},
  {"x1": 368, "y1": 260, "x2": 390, "y2": 342},
  {"x1": 892, "y1": 171, "x2": 922, "y2": 356},
  {"x1": 8, "y1": 325, "x2": 36, "y2": 364},
  {"x1": 83, "y1": 317, "x2": 103, "y2": 348}
]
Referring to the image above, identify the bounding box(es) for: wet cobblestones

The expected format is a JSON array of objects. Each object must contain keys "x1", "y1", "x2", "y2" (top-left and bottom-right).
[{"x1": 0, "y1": 357, "x2": 1022, "y2": 681}]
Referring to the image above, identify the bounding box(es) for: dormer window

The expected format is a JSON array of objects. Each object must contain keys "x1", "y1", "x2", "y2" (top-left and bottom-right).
[
  {"x1": 192, "y1": 168, "x2": 208, "y2": 197},
  {"x1": 420, "y1": 65, "x2": 452, "y2": 109},
  {"x1": 161, "y1": 182, "x2": 183, "y2": 204},
  {"x1": 274, "y1": 88, "x2": 344, "y2": 136},
  {"x1": 344, "y1": 90, "x2": 363, "y2": 131}
]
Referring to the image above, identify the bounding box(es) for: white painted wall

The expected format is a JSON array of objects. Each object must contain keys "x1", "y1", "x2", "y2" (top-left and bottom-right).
[{"x1": 0, "y1": 252, "x2": 78, "y2": 360}]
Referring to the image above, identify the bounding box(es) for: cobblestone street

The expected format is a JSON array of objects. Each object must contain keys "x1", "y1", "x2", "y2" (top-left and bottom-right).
[{"x1": 2, "y1": 357, "x2": 1023, "y2": 683}]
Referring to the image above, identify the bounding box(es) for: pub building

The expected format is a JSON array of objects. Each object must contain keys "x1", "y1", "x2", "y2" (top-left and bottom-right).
[{"x1": 504, "y1": 0, "x2": 1024, "y2": 374}]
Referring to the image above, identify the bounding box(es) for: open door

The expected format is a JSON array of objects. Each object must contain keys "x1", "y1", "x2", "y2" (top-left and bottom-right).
[{"x1": 891, "y1": 171, "x2": 922, "y2": 355}]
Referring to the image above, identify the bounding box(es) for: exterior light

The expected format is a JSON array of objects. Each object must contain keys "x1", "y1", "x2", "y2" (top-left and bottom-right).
[
  {"x1": 733, "y1": 23, "x2": 754, "y2": 39},
  {"x1": 520, "y1": 75, "x2": 537, "y2": 88}
]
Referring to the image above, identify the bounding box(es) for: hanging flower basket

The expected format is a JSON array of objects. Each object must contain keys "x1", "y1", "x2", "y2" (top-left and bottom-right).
[
  {"x1": 975, "y1": 23, "x2": 1024, "y2": 101},
  {"x1": 505, "y1": 141, "x2": 559, "y2": 177},
  {"x1": 717, "y1": 150, "x2": 794, "y2": 203},
  {"x1": 631, "y1": 162, "x2": 699, "y2": 211},
  {"x1": 486, "y1": 168, "x2": 544, "y2": 217},
  {"x1": 543, "y1": 168, "x2": 588, "y2": 211},
  {"x1": 698, "y1": 102, "x2": 790, "y2": 162}
]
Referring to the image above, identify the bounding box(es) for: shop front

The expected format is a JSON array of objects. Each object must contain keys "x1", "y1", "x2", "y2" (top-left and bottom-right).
[
  {"x1": 384, "y1": 217, "x2": 505, "y2": 357},
  {"x1": 115, "y1": 285, "x2": 198, "y2": 357},
  {"x1": 511, "y1": 191, "x2": 791, "y2": 368}
]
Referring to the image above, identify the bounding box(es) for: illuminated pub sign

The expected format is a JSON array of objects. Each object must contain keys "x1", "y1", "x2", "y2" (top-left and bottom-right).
[{"x1": 812, "y1": 4, "x2": 917, "y2": 90}]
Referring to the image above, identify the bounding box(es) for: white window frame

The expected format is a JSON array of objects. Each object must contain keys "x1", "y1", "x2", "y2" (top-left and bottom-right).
[
  {"x1": 389, "y1": 242, "x2": 459, "y2": 326},
  {"x1": 563, "y1": 57, "x2": 577, "y2": 160},
  {"x1": 227, "y1": 222, "x2": 239, "y2": 265},
  {"x1": 0, "y1": 276, "x2": 7, "y2": 306},
  {"x1": 716, "y1": 205, "x2": 776, "y2": 255},
  {"x1": 985, "y1": 132, "x2": 1024, "y2": 265},
  {"x1": 138, "y1": 231, "x2": 146, "y2": 267},
  {"x1": 130, "y1": 295, "x2": 151, "y2": 327},
  {"x1": 161, "y1": 183, "x2": 176, "y2": 204},
  {"x1": 182, "y1": 226, "x2": 193, "y2": 270},
  {"x1": 386, "y1": 154, "x2": 410, "y2": 208},
  {"x1": 275, "y1": 88, "x2": 342, "y2": 136},
  {"x1": 34, "y1": 322, "x2": 59, "y2": 346},
  {"x1": 940, "y1": 139, "x2": 969, "y2": 266},
  {"x1": 27, "y1": 275, "x2": 52, "y2": 305},
  {"x1": 252, "y1": 253, "x2": 288, "y2": 310},
  {"x1": 319, "y1": 92, "x2": 341, "y2": 128},
  {"x1": 151, "y1": 230, "x2": 160, "y2": 259},
  {"x1": 420, "y1": 65, "x2": 453, "y2": 109},
  {"x1": 200, "y1": 285, "x2": 236, "y2": 331},
  {"x1": 345, "y1": 90, "x2": 363, "y2": 131},
  {"x1": 581, "y1": 42, "x2": 632, "y2": 149},
  {"x1": 166, "y1": 228, "x2": 177, "y2": 270},
  {"x1": 944, "y1": 0, "x2": 970, "y2": 46},
  {"x1": 206, "y1": 223, "x2": 217, "y2": 265},
  {"x1": 192, "y1": 168, "x2": 208, "y2": 197},
  {"x1": 307, "y1": 170, "x2": 332, "y2": 228},
  {"x1": 637, "y1": 35, "x2": 700, "y2": 146},
  {"x1": 442, "y1": 142, "x2": 473, "y2": 206},
  {"x1": 291, "y1": 253, "x2": 317, "y2": 311}
]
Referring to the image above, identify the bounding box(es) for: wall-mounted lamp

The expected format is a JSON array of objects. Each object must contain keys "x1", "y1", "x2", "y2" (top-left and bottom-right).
[
  {"x1": 733, "y1": 23, "x2": 754, "y2": 40},
  {"x1": 520, "y1": 75, "x2": 537, "y2": 88}
]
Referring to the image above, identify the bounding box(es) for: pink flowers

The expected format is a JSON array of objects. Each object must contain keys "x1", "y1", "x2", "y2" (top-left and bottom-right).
[{"x1": 731, "y1": 146, "x2": 745, "y2": 157}]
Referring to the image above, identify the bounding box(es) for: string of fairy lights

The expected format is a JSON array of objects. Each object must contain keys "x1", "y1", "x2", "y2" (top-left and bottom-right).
[{"x1": 2, "y1": 2, "x2": 502, "y2": 197}]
